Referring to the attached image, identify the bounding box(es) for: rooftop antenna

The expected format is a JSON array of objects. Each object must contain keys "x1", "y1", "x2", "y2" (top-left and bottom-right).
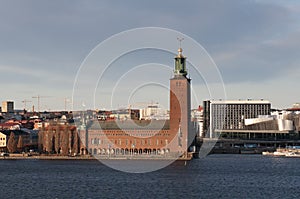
[
  {"x1": 22, "y1": 99, "x2": 32, "y2": 110},
  {"x1": 64, "y1": 98, "x2": 70, "y2": 111},
  {"x1": 32, "y1": 95, "x2": 51, "y2": 113}
]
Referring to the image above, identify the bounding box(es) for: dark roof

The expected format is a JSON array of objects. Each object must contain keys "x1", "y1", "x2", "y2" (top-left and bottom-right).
[
  {"x1": 0, "y1": 130, "x2": 29, "y2": 136},
  {"x1": 287, "y1": 108, "x2": 300, "y2": 111},
  {"x1": 89, "y1": 120, "x2": 170, "y2": 130}
]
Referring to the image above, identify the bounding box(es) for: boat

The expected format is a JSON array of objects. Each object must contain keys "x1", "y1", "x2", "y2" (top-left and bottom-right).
[
  {"x1": 262, "y1": 147, "x2": 300, "y2": 158},
  {"x1": 262, "y1": 151, "x2": 272, "y2": 156},
  {"x1": 285, "y1": 152, "x2": 300, "y2": 158},
  {"x1": 273, "y1": 151, "x2": 286, "y2": 156}
]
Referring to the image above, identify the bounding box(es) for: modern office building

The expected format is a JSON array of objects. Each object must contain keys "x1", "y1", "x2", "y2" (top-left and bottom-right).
[
  {"x1": 203, "y1": 99, "x2": 271, "y2": 138},
  {"x1": 1, "y1": 101, "x2": 14, "y2": 113}
]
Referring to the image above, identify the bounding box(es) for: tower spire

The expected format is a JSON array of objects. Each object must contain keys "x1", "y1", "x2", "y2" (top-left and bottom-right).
[
  {"x1": 177, "y1": 37, "x2": 184, "y2": 57},
  {"x1": 174, "y1": 37, "x2": 187, "y2": 77}
]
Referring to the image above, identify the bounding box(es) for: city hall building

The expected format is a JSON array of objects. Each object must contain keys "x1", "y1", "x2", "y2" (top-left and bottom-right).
[
  {"x1": 40, "y1": 47, "x2": 196, "y2": 157},
  {"x1": 80, "y1": 47, "x2": 194, "y2": 157}
]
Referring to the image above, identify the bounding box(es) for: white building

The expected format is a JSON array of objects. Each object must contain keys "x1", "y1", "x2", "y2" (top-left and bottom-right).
[
  {"x1": 0, "y1": 132, "x2": 7, "y2": 148},
  {"x1": 191, "y1": 106, "x2": 204, "y2": 137},
  {"x1": 139, "y1": 103, "x2": 169, "y2": 120}
]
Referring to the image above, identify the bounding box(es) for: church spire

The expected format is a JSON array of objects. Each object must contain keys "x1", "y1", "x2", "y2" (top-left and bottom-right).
[{"x1": 174, "y1": 37, "x2": 187, "y2": 77}]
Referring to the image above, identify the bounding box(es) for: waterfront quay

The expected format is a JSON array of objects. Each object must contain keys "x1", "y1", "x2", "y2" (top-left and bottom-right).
[
  {"x1": 196, "y1": 137, "x2": 300, "y2": 154},
  {"x1": 0, "y1": 153, "x2": 193, "y2": 161}
]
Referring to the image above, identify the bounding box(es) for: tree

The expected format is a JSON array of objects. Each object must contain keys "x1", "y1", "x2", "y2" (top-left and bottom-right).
[
  {"x1": 55, "y1": 126, "x2": 60, "y2": 154},
  {"x1": 7, "y1": 132, "x2": 17, "y2": 153},
  {"x1": 38, "y1": 129, "x2": 43, "y2": 153},
  {"x1": 17, "y1": 135, "x2": 24, "y2": 152},
  {"x1": 71, "y1": 130, "x2": 79, "y2": 155},
  {"x1": 61, "y1": 127, "x2": 69, "y2": 156}
]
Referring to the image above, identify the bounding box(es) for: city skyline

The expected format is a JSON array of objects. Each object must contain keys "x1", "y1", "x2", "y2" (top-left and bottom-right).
[{"x1": 1, "y1": 0, "x2": 300, "y2": 110}]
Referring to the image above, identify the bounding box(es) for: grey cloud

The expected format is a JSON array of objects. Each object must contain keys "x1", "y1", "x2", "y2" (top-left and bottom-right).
[{"x1": 0, "y1": 0, "x2": 299, "y2": 109}]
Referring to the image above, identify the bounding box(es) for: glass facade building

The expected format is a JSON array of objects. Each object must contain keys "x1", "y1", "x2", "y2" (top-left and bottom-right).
[{"x1": 203, "y1": 100, "x2": 271, "y2": 138}]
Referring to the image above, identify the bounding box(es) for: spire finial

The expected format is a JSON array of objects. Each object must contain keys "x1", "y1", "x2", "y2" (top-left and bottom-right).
[
  {"x1": 177, "y1": 37, "x2": 184, "y2": 57},
  {"x1": 177, "y1": 37, "x2": 184, "y2": 48}
]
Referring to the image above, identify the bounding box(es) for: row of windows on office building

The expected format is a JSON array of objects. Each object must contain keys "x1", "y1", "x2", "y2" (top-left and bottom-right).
[{"x1": 211, "y1": 104, "x2": 271, "y2": 130}]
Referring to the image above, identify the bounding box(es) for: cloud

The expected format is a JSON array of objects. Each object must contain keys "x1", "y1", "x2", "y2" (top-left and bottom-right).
[
  {"x1": 0, "y1": 0, "x2": 300, "y2": 109},
  {"x1": 213, "y1": 28, "x2": 300, "y2": 83}
]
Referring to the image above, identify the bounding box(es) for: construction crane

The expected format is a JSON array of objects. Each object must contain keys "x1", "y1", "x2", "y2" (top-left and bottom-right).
[
  {"x1": 63, "y1": 98, "x2": 72, "y2": 111},
  {"x1": 21, "y1": 99, "x2": 32, "y2": 110},
  {"x1": 32, "y1": 95, "x2": 51, "y2": 113}
]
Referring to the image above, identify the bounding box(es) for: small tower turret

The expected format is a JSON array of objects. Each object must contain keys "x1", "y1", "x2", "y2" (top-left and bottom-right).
[{"x1": 174, "y1": 38, "x2": 187, "y2": 77}]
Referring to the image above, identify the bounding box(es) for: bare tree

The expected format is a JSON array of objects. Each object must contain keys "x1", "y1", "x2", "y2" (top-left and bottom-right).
[
  {"x1": 55, "y1": 126, "x2": 60, "y2": 154},
  {"x1": 17, "y1": 135, "x2": 24, "y2": 152},
  {"x1": 61, "y1": 127, "x2": 69, "y2": 156},
  {"x1": 72, "y1": 130, "x2": 79, "y2": 155},
  {"x1": 7, "y1": 132, "x2": 17, "y2": 153},
  {"x1": 38, "y1": 128, "x2": 43, "y2": 152}
]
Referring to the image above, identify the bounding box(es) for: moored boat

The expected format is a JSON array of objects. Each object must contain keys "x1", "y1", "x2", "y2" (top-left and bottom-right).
[
  {"x1": 262, "y1": 147, "x2": 300, "y2": 158},
  {"x1": 262, "y1": 151, "x2": 272, "y2": 156},
  {"x1": 285, "y1": 152, "x2": 300, "y2": 158},
  {"x1": 273, "y1": 151, "x2": 286, "y2": 156}
]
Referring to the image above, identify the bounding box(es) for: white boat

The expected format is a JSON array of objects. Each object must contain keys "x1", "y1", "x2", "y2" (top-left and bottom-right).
[
  {"x1": 285, "y1": 152, "x2": 300, "y2": 157},
  {"x1": 273, "y1": 151, "x2": 286, "y2": 156},
  {"x1": 262, "y1": 150, "x2": 300, "y2": 157},
  {"x1": 262, "y1": 151, "x2": 272, "y2": 156},
  {"x1": 262, "y1": 146, "x2": 300, "y2": 157}
]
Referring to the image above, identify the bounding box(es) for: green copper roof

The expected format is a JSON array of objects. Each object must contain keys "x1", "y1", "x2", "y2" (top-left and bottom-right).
[{"x1": 174, "y1": 48, "x2": 187, "y2": 77}]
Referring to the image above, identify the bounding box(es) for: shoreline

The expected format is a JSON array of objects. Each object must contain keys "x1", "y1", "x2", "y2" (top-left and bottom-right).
[{"x1": 0, "y1": 154, "x2": 193, "y2": 161}]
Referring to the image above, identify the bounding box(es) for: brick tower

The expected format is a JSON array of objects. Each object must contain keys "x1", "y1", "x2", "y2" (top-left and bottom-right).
[{"x1": 169, "y1": 47, "x2": 191, "y2": 155}]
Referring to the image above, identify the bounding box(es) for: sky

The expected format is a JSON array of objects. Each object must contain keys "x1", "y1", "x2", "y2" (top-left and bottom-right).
[{"x1": 1, "y1": 0, "x2": 300, "y2": 111}]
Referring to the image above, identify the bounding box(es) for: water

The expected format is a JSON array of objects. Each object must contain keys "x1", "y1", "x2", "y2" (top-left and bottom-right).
[{"x1": 1, "y1": 155, "x2": 300, "y2": 199}]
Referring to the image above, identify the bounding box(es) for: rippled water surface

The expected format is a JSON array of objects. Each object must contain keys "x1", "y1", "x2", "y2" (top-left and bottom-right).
[{"x1": 1, "y1": 155, "x2": 300, "y2": 198}]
